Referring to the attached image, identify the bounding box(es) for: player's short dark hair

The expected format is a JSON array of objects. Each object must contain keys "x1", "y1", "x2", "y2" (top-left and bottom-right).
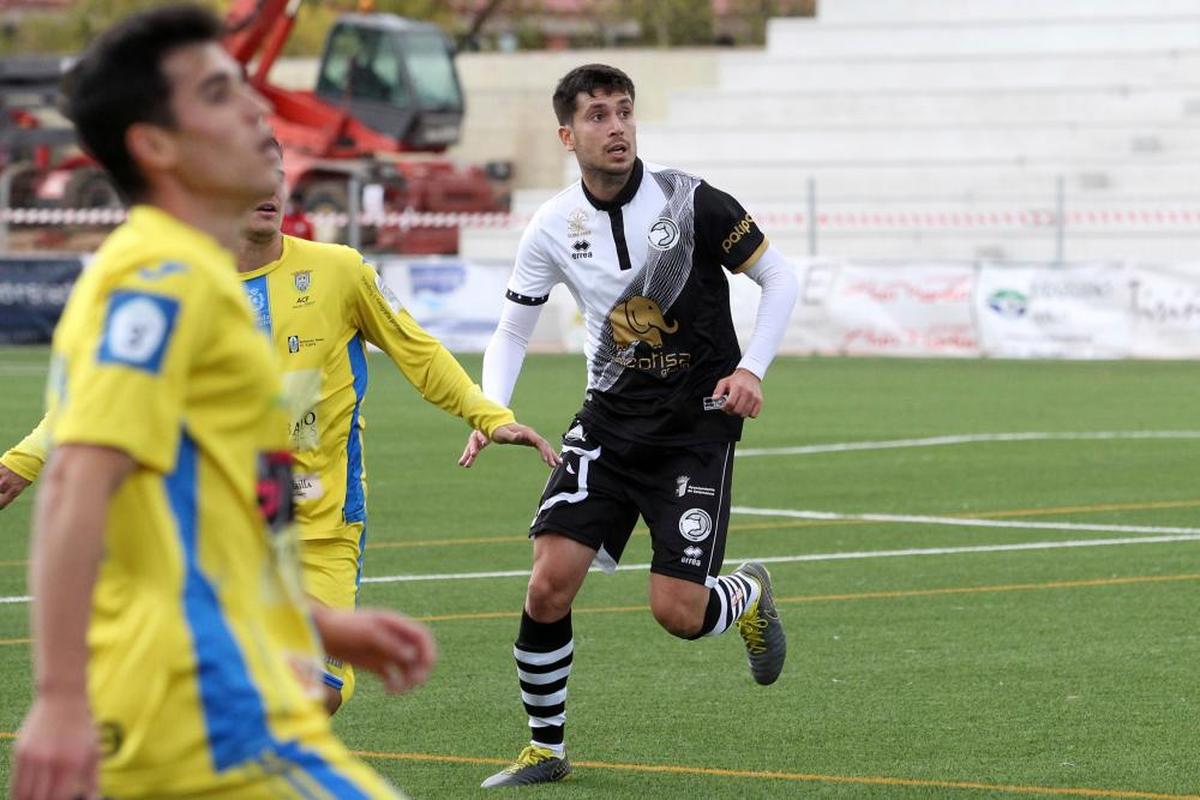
[
  {"x1": 63, "y1": 4, "x2": 223, "y2": 202},
  {"x1": 552, "y1": 64, "x2": 636, "y2": 126}
]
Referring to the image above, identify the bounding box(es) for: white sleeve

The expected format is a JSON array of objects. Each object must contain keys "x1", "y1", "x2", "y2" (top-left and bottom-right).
[
  {"x1": 482, "y1": 301, "x2": 542, "y2": 406},
  {"x1": 484, "y1": 219, "x2": 559, "y2": 406},
  {"x1": 735, "y1": 244, "x2": 799, "y2": 380}
]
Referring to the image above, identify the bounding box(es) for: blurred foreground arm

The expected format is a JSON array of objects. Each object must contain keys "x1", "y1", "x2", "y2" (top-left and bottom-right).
[
  {"x1": 311, "y1": 604, "x2": 438, "y2": 695},
  {"x1": 12, "y1": 444, "x2": 134, "y2": 800}
]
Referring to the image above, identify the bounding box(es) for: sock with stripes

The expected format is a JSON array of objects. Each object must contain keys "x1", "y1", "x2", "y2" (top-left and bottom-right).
[
  {"x1": 694, "y1": 571, "x2": 762, "y2": 638},
  {"x1": 513, "y1": 609, "x2": 573, "y2": 755}
]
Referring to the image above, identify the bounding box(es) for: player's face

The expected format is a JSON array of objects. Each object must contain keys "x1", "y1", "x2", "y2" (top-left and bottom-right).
[
  {"x1": 160, "y1": 42, "x2": 277, "y2": 205},
  {"x1": 242, "y1": 169, "x2": 286, "y2": 240},
  {"x1": 561, "y1": 89, "x2": 637, "y2": 178}
]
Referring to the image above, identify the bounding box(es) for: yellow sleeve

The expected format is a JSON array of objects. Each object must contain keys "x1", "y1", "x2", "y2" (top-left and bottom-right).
[
  {"x1": 51, "y1": 270, "x2": 197, "y2": 474},
  {"x1": 352, "y1": 258, "x2": 515, "y2": 437},
  {"x1": 0, "y1": 413, "x2": 50, "y2": 481}
]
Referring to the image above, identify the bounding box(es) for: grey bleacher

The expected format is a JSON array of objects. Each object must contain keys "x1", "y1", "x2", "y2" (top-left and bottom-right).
[{"x1": 462, "y1": 1, "x2": 1200, "y2": 262}]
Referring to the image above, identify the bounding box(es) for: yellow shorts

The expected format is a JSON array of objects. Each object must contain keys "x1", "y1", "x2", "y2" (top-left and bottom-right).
[
  {"x1": 112, "y1": 729, "x2": 406, "y2": 798},
  {"x1": 300, "y1": 525, "x2": 366, "y2": 705}
]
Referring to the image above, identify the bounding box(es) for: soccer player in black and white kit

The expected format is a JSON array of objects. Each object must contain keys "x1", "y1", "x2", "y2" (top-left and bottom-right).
[{"x1": 460, "y1": 64, "x2": 800, "y2": 788}]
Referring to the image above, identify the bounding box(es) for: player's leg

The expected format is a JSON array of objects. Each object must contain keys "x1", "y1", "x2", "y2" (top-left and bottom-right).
[
  {"x1": 299, "y1": 533, "x2": 363, "y2": 714},
  {"x1": 483, "y1": 421, "x2": 638, "y2": 788},
  {"x1": 645, "y1": 442, "x2": 786, "y2": 685}
]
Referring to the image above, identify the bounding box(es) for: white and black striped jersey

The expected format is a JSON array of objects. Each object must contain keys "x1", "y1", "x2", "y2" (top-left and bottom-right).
[{"x1": 505, "y1": 158, "x2": 768, "y2": 447}]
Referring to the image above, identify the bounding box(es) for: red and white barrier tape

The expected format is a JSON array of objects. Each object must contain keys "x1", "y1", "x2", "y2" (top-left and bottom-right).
[{"x1": 3, "y1": 207, "x2": 1200, "y2": 230}]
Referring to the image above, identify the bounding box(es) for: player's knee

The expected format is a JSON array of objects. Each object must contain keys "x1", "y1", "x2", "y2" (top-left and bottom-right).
[
  {"x1": 526, "y1": 571, "x2": 575, "y2": 620},
  {"x1": 651, "y1": 600, "x2": 704, "y2": 639},
  {"x1": 322, "y1": 684, "x2": 343, "y2": 716}
]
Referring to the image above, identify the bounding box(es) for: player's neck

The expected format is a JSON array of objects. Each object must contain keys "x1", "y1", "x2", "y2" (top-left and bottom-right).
[
  {"x1": 236, "y1": 234, "x2": 283, "y2": 273},
  {"x1": 147, "y1": 184, "x2": 252, "y2": 252},
  {"x1": 580, "y1": 167, "x2": 634, "y2": 204}
]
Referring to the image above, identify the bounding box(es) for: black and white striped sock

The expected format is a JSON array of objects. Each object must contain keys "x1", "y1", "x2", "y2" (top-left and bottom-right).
[
  {"x1": 514, "y1": 609, "x2": 573, "y2": 755},
  {"x1": 698, "y1": 572, "x2": 762, "y2": 637}
]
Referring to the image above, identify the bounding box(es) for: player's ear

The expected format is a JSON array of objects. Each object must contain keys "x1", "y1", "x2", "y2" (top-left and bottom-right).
[
  {"x1": 558, "y1": 124, "x2": 575, "y2": 152},
  {"x1": 126, "y1": 122, "x2": 178, "y2": 175}
]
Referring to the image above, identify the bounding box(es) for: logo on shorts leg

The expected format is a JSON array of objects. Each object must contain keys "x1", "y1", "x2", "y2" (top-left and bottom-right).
[
  {"x1": 679, "y1": 508, "x2": 712, "y2": 542},
  {"x1": 682, "y1": 545, "x2": 705, "y2": 567}
]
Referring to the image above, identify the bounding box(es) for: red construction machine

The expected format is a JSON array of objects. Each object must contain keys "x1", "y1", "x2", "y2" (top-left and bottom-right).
[
  {"x1": 225, "y1": 0, "x2": 507, "y2": 252},
  {"x1": 0, "y1": 2, "x2": 505, "y2": 252}
]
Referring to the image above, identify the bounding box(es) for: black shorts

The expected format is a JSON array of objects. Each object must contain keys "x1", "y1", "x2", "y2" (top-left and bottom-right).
[{"x1": 529, "y1": 419, "x2": 736, "y2": 586}]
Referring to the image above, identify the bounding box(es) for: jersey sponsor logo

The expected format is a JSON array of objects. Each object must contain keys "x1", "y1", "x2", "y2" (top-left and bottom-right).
[
  {"x1": 681, "y1": 544, "x2": 704, "y2": 567},
  {"x1": 676, "y1": 475, "x2": 689, "y2": 497},
  {"x1": 610, "y1": 295, "x2": 679, "y2": 349},
  {"x1": 571, "y1": 239, "x2": 593, "y2": 260},
  {"x1": 97, "y1": 291, "x2": 179, "y2": 373},
  {"x1": 290, "y1": 407, "x2": 319, "y2": 451},
  {"x1": 292, "y1": 270, "x2": 311, "y2": 293},
  {"x1": 679, "y1": 508, "x2": 713, "y2": 542},
  {"x1": 648, "y1": 217, "x2": 681, "y2": 251},
  {"x1": 721, "y1": 212, "x2": 757, "y2": 254},
  {"x1": 137, "y1": 261, "x2": 187, "y2": 281},
  {"x1": 567, "y1": 207, "x2": 592, "y2": 237},
  {"x1": 98, "y1": 720, "x2": 124, "y2": 758},
  {"x1": 292, "y1": 472, "x2": 324, "y2": 502}
]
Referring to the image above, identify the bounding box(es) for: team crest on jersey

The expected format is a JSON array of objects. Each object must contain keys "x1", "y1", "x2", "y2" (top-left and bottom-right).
[
  {"x1": 292, "y1": 270, "x2": 311, "y2": 293},
  {"x1": 647, "y1": 217, "x2": 681, "y2": 251},
  {"x1": 609, "y1": 295, "x2": 678, "y2": 349},
  {"x1": 566, "y1": 207, "x2": 592, "y2": 238}
]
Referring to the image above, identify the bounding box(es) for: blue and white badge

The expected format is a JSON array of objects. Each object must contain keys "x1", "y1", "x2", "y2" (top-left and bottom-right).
[{"x1": 97, "y1": 291, "x2": 180, "y2": 374}]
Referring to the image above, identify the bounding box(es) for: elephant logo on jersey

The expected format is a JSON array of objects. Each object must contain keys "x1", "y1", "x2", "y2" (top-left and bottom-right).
[
  {"x1": 648, "y1": 217, "x2": 680, "y2": 251},
  {"x1": 610, "y1": 295, "x2": 679, "y2": 348}
]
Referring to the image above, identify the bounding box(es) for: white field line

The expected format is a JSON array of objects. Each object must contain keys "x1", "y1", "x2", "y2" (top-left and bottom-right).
[
  {"x1": 354, "y1": 533, "x2": 1200, "y2": 585},
  {"x1": 736, "y1": 430, "x2": 1200, "y2": 457},
  {"x1": 730, "y1": 506, "x2": 1200, "y2": 536},
  {"x1": 0, "y1": 364, "x2": 47, "y2": 376},
  {"x1": 0, "y1": 532, "x2": 1195, "y2": 601}
]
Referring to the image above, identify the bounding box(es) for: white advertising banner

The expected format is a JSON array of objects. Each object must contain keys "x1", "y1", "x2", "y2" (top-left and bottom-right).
[
  {"x1": 975, "y1": 263, "x2": 1132, "y2": 358},
  {"x1": 1130, "y1": 263, "x2": 1200, "y2": 358},
  {"x1": 377, "y1": 258, "x2": 508, "y2": 352},
  {"x1": 808, "y1": 262, "x2": 980, "y2": 356},
  {"x1": 374, "y1": 256, "x2": 1200, "y2": 360}
]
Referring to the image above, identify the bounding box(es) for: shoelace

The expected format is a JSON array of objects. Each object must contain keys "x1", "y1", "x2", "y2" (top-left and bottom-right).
[
  {"x1": 507, "y1": 745, "x2": 553, "y2": 773},
  {"x1": 737, "y1": 613, "x2": 768, "y2": 655}
]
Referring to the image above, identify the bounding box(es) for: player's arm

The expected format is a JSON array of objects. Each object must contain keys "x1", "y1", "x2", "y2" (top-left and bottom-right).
[
  {"x1": 459, "y1": 298, "x2": 543, "y2": 467},
  {"x1": 710, "y1": 245, "x2": 799, "y2": 418},
  {"x1": 310, "y1": 603, "x2": 437, "y2": 694},
  {"x1": 696, "y1": 182, "x2": 799, "y2": 419},
  {"x1": 460, "y1": 219, "x2": 560, "y2": 466},
  {"x1": 0, "y1": 413, "x2": 51, "y2": 510},
  {"x1": 12, "y1": 444, "x2": 133, "y2": 800},
  {"x1": 353, "y1": 259, "x2": 558, "y2": 465}
]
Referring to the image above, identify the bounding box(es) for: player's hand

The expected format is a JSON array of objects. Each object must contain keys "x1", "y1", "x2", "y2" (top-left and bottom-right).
[
  {"x1": 458, "y1": 429, "x2": 491, "y2": 468},
  {"x1": 313, "y1": 606, "x2": 437, "y2": 694},
  {"x1": 0, "y1": 464, "x2": 32, "y2": 510},
  {"x1": 489, "y1": 423, "x2": 562, "y2": 468},
  {"x1": 710, "y1": 368, "x2": 763, "y2": 419},
  {"x1": 11, "y1": 692, "x2": 100, "y2": 800}
]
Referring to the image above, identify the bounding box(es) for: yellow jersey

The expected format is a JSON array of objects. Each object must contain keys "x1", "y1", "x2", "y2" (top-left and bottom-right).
[
  {"x1": 239, "y1": 235, "x2": 513, "y2": 541},
  {"x1": 44, "y1": 206, "x2": 343, "y2": 797},
  {"x1": 5, "y1": 235, "x2": 514, "y2": 545}
]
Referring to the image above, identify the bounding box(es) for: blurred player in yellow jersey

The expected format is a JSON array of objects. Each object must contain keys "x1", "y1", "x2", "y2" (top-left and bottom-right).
[
  {"x1": 9, "y1": 5, "x2": 436, "y2": 798},
  {"x1": 1, "y1": 150, "x2": 560, "y2": 717}
]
